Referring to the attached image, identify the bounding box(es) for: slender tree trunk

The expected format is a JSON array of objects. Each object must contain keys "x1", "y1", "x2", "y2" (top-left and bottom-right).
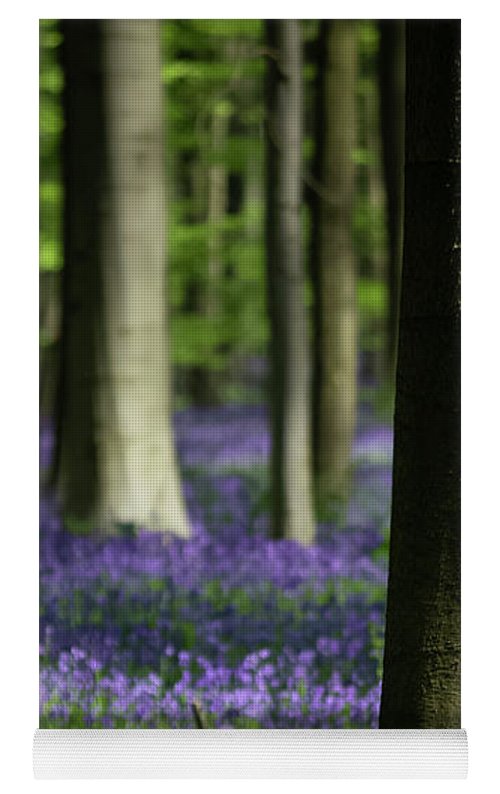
[
  {"x1": 203, "y1": 101, "x2": 230, "y2": 402},
  {"x1": 364, "y1": 62, "x2": 389, "y2": 389},
  {"x1": 358, "y1": 26, "x2": 387, "y2": 283},
  {"x1": 365, "y1": 90, "x2": 387, "y2": 282},
  {"x1": 186, "y1": 101, "x2": 230, "y2": 406},
  {"x1": 207, "y1": 106, "x2": 229, "y2": 301},
  {"x1": 266, "y1": 20, "x2": 316, "y2": 545},
  {"x1": 185, "y1": 156, "x2": 210, "y2": 405},
  {"x1": 97, "y1": 20, "x2": 190, "y2": 537},
  {"x1": 39, "y1": 271, "x2": 61, "y2": 419},
  {"x1": 379, "y1": 20, "x2": 405, "y2": 378},
  {"x1": 379, "y1": 20, "x2": 460, "y2": 728},
  {"x1": 53, "y1": 21, "x2": 104, "y2": 522},
  {"x1": 313, "y1": 21, "x2": 358, "y2": 505}
]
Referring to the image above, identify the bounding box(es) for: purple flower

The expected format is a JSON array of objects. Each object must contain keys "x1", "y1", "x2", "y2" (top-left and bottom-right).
[{"x1": 39, "y1": 402, "x2": 392, "y2": 728}]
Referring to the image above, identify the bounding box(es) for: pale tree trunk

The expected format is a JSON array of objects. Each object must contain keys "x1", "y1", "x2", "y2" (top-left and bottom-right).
[
  {"x1": 379, "y1": 20, "x2": 460, "y2": 727},
  {"x1": 53, "y1": 21, "x2": 104, "y2": 523},
  {"x1": 314, "y1": 21, "x2": 358, "y2": 505},
  {"x1": 98, "y1": 20, "x2": 190, "y2": 537},
  {"x1": 379, "y1": 20, "x2": 405, "y2": 378},
  {"x1": 266, "y1": 20, "x2": 316, "y2": 545}
]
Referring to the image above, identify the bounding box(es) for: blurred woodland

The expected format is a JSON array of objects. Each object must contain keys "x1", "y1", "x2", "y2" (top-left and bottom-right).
[{"x1": 39, "y1": 20, "x2": 460, "y2": 730}]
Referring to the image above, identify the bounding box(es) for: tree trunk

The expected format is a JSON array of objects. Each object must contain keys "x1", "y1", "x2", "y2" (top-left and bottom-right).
[
  {"x1": 186, "y1": 100, "x2": 230, "y2": 406},
  {"x1": 203, "y1": 101, "x2": 230, "y2": 403},
  {"x1": 379, "y1": 20, "x2": 405, "y2": 378},
  {"x1": 53, "y1": 21, "x2": 104, "y2": 523},
  {"x1": 379, "y1": 20, "x2": 460, "y2": 728},
  {"x1": 365, "y1": 91, "x2": 387, "y2": 283},
  {"x1": 97, "y1": 20, "x2": 190, "y2": 537},
  {"x1": 185, "y1": 156, "x2": 210, "y2": 405},
  {"x1": 207, "y1": 105, "x2": 229, "y2": 302},
  {"x1": 39, "y1": 270, "x2": 61, "y2": 419},
  {"x1": 313, "y1": 21, "x2": 358, "y2": 506},
  {"x1": 266, "y1": 20, "x2": 316, "y2": 545}
]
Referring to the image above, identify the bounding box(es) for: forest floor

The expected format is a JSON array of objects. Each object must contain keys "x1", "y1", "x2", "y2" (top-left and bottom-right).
[{"x1": 39, "y1": 403, "x2": 393, "y2": 728}]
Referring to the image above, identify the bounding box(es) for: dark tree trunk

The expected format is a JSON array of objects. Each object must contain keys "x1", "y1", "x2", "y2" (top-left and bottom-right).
[
  {"x1": 39, "y1": 271, "x2": 61, "y2": 420},
  {"x1": 379, "y1": 20, "x2": 460, "y2": 728},
  {"x1": 52, "y1": 21, "x2": 105, "y2": 522},
  {"x1": 265, "y1": 20, "x2": 316, "y2": 545},
  {"x1": 379, "y1": 20, "x2": 405, "y2": 378},
  {"x1": 309, "y1": 22, "x2": 326, "y2": 477},
  {"x1": 54, "y1": 21, "x2": 190, "y2": 538}
]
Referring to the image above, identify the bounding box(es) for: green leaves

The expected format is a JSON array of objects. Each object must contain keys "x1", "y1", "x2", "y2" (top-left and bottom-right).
[
  {"x1": 39, "y1": 63, "x2": 64, "y2": 93},
  {"x1": 357, "y1": 278, "x2": 388, "y2": 320},
  {"x1": 39, "y1": 237, "x2": 62, "y2": 272},
  {"x1": 40, "y1": 21, "x2": 63, "y2": 278},
  {"x1": 39, "y1": 181, "x2": 62, "y2": 203},
  {"x1": 39, "y1": 23, "x2": 63, "y2": 49},
  {"x1": 39, "y1": 95, "x2": 64, "y2": 135},
  {"x1": 63, "y1": 514, "x2": 93, "y2": 536},
  {"x1": 358, "y1": 20, "x2": 379, "y2": 59},
  {"x1": 163, "y1": 58, "x2": 263, "y2": 86},
  {"x1": 163, "y1": 61, "x2": 205, "y2": 83},
  {"x1": 171, "y1": 314, "x2": 233, "y2": 368},
  {"x1": 351, "y1": 147, "x2": 376, "y2": 166}
]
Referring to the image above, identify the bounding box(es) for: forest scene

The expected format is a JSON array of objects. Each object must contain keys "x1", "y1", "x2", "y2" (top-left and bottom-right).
[{"x1": 39, "y1": 19, "x2": 460, "y2": 729}]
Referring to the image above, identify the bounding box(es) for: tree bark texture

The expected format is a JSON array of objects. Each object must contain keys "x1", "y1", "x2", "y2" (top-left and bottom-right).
[
  {"x1": 266, "y1": 20, "x2": 316, "y2": 545},
  {"x1": 379, "y1": 20, "x2": 460, "y2": 728},
  {"x1": 97, "y1": 20, "x2": 190, "y2": 537},
  {"x1": 379, "y1": 20, "x2": 405, "y2": 378},
  {"x1": 54, "y1": 21, "x2": 105, "y2": 522},
  {"x1": 204, "y1": 101, "x2": 230, "y2": 403},
  {"x1": 313, "y1": 21, "x2": 358, "y2": 505},
  {"x1": 40, "y1": 270, "x2": 61, "y2": 419}
]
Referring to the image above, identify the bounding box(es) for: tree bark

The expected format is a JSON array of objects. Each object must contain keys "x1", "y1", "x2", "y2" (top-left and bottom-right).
[
  {"x1": 313, "y1": 21, "x2": 358, "y2": 505},
  {"x1": 184, "y1": 104, "x2": 229, "y2": 407},
  {"x1": 379, "y1": 20, "x2": 405, "y2": 378},
  {"x1": 266, "y1": 20, "x2": 316, "y2": 545},
  {"x1": 185, "y1": 156, "x2": 210, "y2": 405},
  {"x1": 53, "y1": 21, "x2": 104, "y2": 522},
  {"x1": 207, "y1": 106, "x2": 229, "y2": 302},
  {"x1": 204, "y1": 100, "x2": 230, "y2": 403},
  {"x1": 39, "y1": 270, "x2": 61, "y2": 419},
  {"x1": 97, "y1": 20, "x2": 190, "y2": 536},
  {"x1": 379, "y1": 20, "x2": 460, "y2": 728}
]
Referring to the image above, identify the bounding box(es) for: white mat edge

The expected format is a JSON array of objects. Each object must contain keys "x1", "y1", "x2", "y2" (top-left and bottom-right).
[{"x1": 33, "y1": 728, "x2": 468, "y2": 779}]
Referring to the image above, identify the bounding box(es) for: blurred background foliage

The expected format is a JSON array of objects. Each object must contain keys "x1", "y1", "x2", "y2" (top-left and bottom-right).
[{"x1": 40, "y1": 18, "x2": 390, "y2": 410}]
